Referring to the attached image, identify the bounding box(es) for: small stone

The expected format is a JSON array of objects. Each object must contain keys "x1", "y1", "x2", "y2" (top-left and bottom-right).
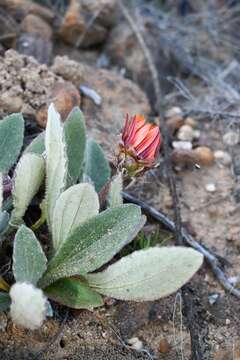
[
  {"x1": 171, "y1": 149, "x2": 198, "y2": 167},
  {"x1": 205, "y1": 183, "x2": 216, "y2": 192},
  {"x1": 166, "y1": 116, "x2": 184, "y2": 132},
  {"x1": 163, "y1": 194, "x2": 173, "y2": 209},
  {"x1": 172, "y1": 141, "x2": 192, "y2": 150},
  {"x1": 193, "y1": 130, "x2": 201, "y2": 139},
  {"x1": 21, "y1": 14, "x2": 53, "y2": 40},
  {"x1": 214, "y1": 150, "x2": 232, "y2": 166},
  {"x1": 228, "y1": 276, "x2": 239, "y2": 286},
  {"x1": 208, "y1": 293, "x2": 219, "y2": 305},
  {"x1": 225, "y1": 318, "x2": 230, "y2": 325},
  {"x1": 0, "y1": 313, "x2": 7, "y2": 331},
  {"x1": 193, "y1": 147, "x2": 214, "y2": 166},
  {"x1": 177, "y1": 125, "x2": 195, "y2": 141},
  {"x1": 223, "y1": 131, "x2": 239, "y2": 146},
  {"x1": 0, "y1": 92, "x2": 23, "y2": 113},
  {"x1": 185, "y1": 116, "x2": 197, "y2": 128},
  {"x1": 165, "y1": 106, "x2": 183, "y2": 119},
  {"x1": 159, "y1": 338, "x2": 170, "y2": 353},
  {"x1": 36, "y1": 81, "x2": 81, "y2": 127},
  {"x1": 127, "y1": 337, "x2": 143, "y2": 351}
]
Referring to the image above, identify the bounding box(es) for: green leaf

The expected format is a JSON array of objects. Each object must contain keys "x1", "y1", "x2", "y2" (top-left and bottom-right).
[
  {"x1": 0, "y1": 292, "x2": 10, "y2": 312},
  {"x1": 108, "y1": 173, "x2": 123, "y2": 208},
  {"x1": 52, "y1": 183, "x2": 99, "y2": 251},
  {"x1": 11, "y1": 153, "x2": 45, "y2": 225},
  {"x1": 64, "y1": 108, "x2": 86, "y2": 187},
  {"x1": 0, "y1": 211, "x2": 9, "y2": 233},
  {"x1": 83, "y1": 138, "x2": 110, "y2": 193},
  {"x1": 24, "y1": 132, "x2": 45, "y2": 155},
  {"x1": 0, "y1": 173, "x2": 2, "y2": 211},
  {"x1": 45, "y1": 277, "x2": 103, "y2": 309},
  {"x1": 45, "y1": 104, "x2": 68, "y2": 232},
  {"x1": 86, "y1": 247, "x2": 203, "y2": 301},
  {"x1": 40, "y1": 204, "x2": 145, "y2": 288},
  {"x1": 13, "y1": 225, "x2": 47, "y2": 285},
  {"x1": 0, "y1": 113, "x2": 24, "y2": 172}
]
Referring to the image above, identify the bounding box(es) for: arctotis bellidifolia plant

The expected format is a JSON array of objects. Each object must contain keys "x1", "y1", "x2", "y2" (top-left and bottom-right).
[{"x1": 0, "y1": 105, "x2": 203, "y2": 330}]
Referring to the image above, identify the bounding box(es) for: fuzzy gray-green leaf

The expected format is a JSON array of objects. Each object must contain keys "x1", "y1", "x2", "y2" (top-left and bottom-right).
[
  {"x1": 86, "y1": 247, "x2": 203, "y2": 301},
  {"x1": 83, "y1": 138, "x2": 110, "y2": 193},
  {"x1": 45, "y1": 104, "x2": 68, "y2": 232},
  {"x1": 40, "y1": 204, "x2": 145, "y2": 288},
  {"x1": 11, "y1": 153, "x2": 45, "y2": 225},
  {"x1": 0, "y1": 292, "x2": 11, "y2": 312},
  {"x1": 13, "y1": 225, "x2": 47, "y2": 285},
  {"x1": 24, "y1": 132, "x2": 45, "y2": 155},
  {"x1": 108, "y1": 173, "x2": 123, "y2": 208},
  {"x1": 0, "y1": 113, "x2": 24, "y2": 172},
  {"x1": 45, "y1": 277, "x2": 103, "y2": 309},
  {"x1": 0, "y1": 173, "x2": 2, "y2": 211},
  {"x1": 52, "y1": 183, "x2": 99, "y2": 251},
  {"x1": 0, "y1": 211, "x2": 9, "y2": 234},
  {"x1": 64, "y1": 107, "x2": 86, "y2": 187}
]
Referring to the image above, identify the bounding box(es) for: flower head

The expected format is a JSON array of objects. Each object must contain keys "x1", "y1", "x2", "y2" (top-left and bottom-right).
[
  {"x1": 119, "y1": 114, "x2": 161, "y2": 176},
  {"x1": 10, "y1": 282, "x2": 47, "y2": 330}
]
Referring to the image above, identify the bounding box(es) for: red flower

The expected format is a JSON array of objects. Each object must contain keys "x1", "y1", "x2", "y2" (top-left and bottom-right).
[{"x1": 119, "y1": 114, "x2": 161, "y2": 175}]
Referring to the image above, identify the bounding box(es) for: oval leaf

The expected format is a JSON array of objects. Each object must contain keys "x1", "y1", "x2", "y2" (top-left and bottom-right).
[
  {"x1": 108, "y1": 173, "x2": 123, "y2": 208},
  {"x1": 0, "y1": 292, "x2": 11, "y2": 312},
  {"x1": 83, "y1": 138, "x2": 110, "y2": 193},
  {"x1": 45, "y1": 277, "x2": 103, "y2": 309},
  {"x1": 13, "y1": 225, "x2": 47, "y2": 285},
  {"x1": 0, "y1": 113, "x2": 24, "y2": 172},
  {"x1": 45, "y1": 104, "x2": 67, "y2": 232},
  {"x1": 0, "y1": 211, "x2": 10, "y2": 234},
  {"x1": 11, "y1": 153, "x2": 45, "y2": 225},
  {"x1": 40, "y1": 204, "x2": 145, "y2": 288},
  {"x1": 64, "y1": 107, "x2": 86, "y2": 187},
  {"x1": 24, "y1": 132, "x2": 45, "y2": 155},
  {"x1": 86, "y1": 247, "x2": 203, "y2": 301},
  {"x1": 52, "y1": 183, "x2": 99, "y2": 251},
  {"x1": 0, "y1": 173, "x2": 2, "y2": 211}
]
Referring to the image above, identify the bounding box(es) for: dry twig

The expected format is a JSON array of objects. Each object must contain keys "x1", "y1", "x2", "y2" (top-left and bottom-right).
[
  {"x1": 33, "y1": 309, "x2": 69, "y2": 360},
  {"x1": 119, "y1": 2, "x2": 207, "y2": 357}
]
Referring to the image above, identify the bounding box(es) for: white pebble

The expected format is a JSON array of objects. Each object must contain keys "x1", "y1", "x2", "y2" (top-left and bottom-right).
[
  {"x1": 127, "y1": 337, "x2": 143, "y2": 351},
  {"x1": 172, "y1": 141, "x2": 192, "y2": 150},
  {"x1": 165, "y1": 106, "x2": 183, "y2": 119},
  {"x1": 177, "y1": 125, "x2": 194, "y2": 141},
  {"x1": 205, "y1": 183, "x2": 216, "y2": 192},
  {"x1": 214, "y1": 150, "x2": 232, "y2": 166},
  {"x1": 193, "y1": 130, "x2": 201, "y2": 139},
  {"x1": 223, "y1": 131, "x2": 239, "y2": 146}
]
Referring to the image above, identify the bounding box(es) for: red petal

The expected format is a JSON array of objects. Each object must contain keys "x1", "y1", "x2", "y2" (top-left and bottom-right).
[
  {"x1": 135, "y1": 126, "x2": 160, "y2": 153},
  {"x1": 142, "y1": 135, "x2": 161, "y2": 159},
  {"x1": 125, "y1": 115, "x2": 145, "y2": 145}
]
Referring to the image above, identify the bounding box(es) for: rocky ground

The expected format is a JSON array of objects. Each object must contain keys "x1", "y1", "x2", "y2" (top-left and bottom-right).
[{"x1": 0, "y1": 0, "x2": 240, "y2": 359}]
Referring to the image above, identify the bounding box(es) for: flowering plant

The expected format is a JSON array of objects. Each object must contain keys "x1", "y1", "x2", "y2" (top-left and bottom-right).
[
  {"x1": 118, "y1": 114, "x2": 161, "y2": 176},
  {"x1": 0, "y1": 105, "x2": 203, "y2": 330}
]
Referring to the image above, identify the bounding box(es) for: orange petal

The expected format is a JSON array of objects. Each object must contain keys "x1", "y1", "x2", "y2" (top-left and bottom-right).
[
  {"x1": 135, "y1": 126, "x2": 159, "y2": 153},
  {"x1": 124, "y1": 115, "x2": 145, "y2": 145},
  {"x1": 141, "y1": 135, "x2": 161, "y2": 159}
]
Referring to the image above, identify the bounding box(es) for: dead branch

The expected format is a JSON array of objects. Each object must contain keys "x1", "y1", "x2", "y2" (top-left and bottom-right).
[
  {"x1": 119, "y1": 2, "x2": 208, "y2": 357},
  {"x1": 33, "y1": 309, "x2": 69, "y2": 360}
]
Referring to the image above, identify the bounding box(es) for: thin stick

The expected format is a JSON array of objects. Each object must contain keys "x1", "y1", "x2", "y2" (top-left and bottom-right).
[
  {"x1": 33, "y1": 309, "x2": 69, "y2": 360},
  {"x1": 122, "y1": 191, "x2": 240, "y2": 299},
  {"x1": 119, "y1": 3, "x2": 205, "y2": 357}
]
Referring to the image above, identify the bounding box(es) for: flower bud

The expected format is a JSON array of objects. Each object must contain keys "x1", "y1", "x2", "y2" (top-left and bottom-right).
[
  {"x1": 118, "y1": 114, "x2": 161, "y2": 176},
  {"x1": 10, "y1": 282, "x2": 47, "y2": 330}
]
